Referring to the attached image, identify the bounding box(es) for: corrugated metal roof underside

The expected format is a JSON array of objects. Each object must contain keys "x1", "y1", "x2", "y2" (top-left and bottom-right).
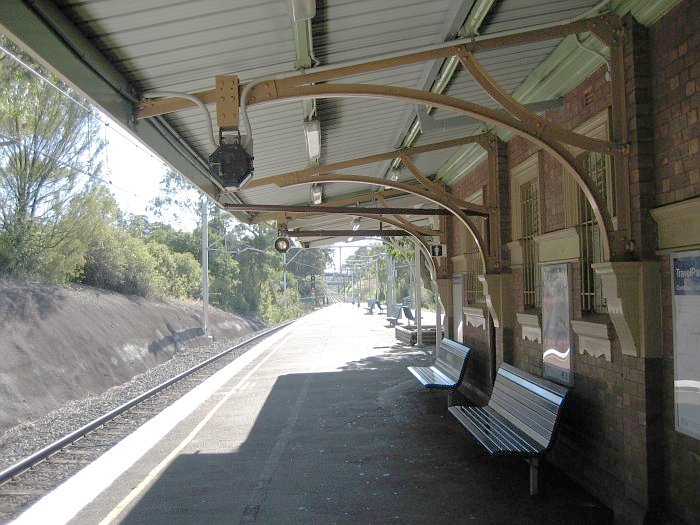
[
  {"x1": 481, "y1": 0, "x2": 600, "y2": 34},
  {"x1": 52, "y1": 0, "x2": 639, "y2": 237},
  {"x1": 432, "y1": 0, "x2": 683, "y2": 187},
  {"x1": 57, "y1": 0, "x2": 298, "y2": 93},
  {"x1": 314, "y1": 0, "x2": 460, "y2": 63}
]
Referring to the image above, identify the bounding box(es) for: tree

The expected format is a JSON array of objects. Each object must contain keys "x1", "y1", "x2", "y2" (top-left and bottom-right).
[
  {"x1": 0, "y1": 36, "x2": 105, "y2": 280},
  {"x1": 149, "y1": 168, "x2": 205, "y2": 227}
]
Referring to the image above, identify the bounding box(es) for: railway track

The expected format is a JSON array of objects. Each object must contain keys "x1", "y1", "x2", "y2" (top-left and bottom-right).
[{"x1": 0, "y1": 321, "x2": 294, "y2": 522}]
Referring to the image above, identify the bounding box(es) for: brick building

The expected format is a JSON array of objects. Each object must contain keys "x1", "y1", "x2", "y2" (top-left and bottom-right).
[{"x1": 445, "y1": 1, "x2": 699, "y2": 522}]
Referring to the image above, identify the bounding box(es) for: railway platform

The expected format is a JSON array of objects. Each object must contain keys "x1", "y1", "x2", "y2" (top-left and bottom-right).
[{"x1": 12, "y1": 304, "x2": 610, "y2": 524}]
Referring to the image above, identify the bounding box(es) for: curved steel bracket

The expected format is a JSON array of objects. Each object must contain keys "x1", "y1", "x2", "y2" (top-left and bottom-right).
[
  {"x1": 243, "y1": 82, "x2": 613, "y2": 261},
  {"x1": 249, "y1": 172, "x2": 488, "y2": 271}
]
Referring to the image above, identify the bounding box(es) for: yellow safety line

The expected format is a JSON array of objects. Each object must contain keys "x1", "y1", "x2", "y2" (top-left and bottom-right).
[{"x1": 99, "y1": 331, "x2": 292, "y2": 524}]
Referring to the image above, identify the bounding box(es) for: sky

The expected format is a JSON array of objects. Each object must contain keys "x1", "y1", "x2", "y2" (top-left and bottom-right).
[
  {"x1": 101, "y1": 121, "x2": 196, "y2": 228},
  {"x1": 102, "y1": 119, "x2": 376, "y2": 271}
]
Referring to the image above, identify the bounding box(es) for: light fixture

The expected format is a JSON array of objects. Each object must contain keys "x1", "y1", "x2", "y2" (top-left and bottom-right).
[
  {"x1": 274, "y1": 236, "x2": 291, "y2": 253},
  {"x1": 287, "y1": 0, "x2": 316, "y2": 21},
  {"x1": 311, "y1": 184, "x2": 323, "y2": 205},
  {"x1": 304, "y1": 119, "x2": 321, "y2": 162},
  {"x1": 208, "y1": 130, "x2": 254, "y2": 191}
]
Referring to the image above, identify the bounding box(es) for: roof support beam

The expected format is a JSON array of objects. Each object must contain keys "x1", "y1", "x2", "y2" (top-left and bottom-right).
[
  {"x1": 375, "y1": 193, "x2": 431, "y2": 238},
  {"x1": 458, "y1": 50, "x2": 610, "y2": 153},
  {"x1": 249, "y1": 187, "x2": 409, "y2": 224},
  {"x1": 289, "y1": 230, "x2": 413, "y2": 237},
  {"x1": 262, "y1": 172, "x2": 488, "y2": 270},
  {"x1": 136, "y1": 14, "x2": 623, "y2": 119},
  {"x1": 241, "y1": 135, "x2": 488, "y2": 191},
  {"x1": 286, "y1": 213, "x2": 436, "y2": 237},
  {"x1": 231, "y1": 82, "x2": 615, "y2": 261},
  {"x1": 224, "y1": 204, "x2": 462, "y2": 216}
]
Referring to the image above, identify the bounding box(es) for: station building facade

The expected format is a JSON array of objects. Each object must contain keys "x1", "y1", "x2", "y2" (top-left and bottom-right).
[{"x1": 442, "y1": 1, "x2": 699, "y2": 522}]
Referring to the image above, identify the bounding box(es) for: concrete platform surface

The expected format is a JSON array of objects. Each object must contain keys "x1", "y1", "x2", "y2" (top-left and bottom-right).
[{"x1": 13, "y1": 304, "x2": 612, "y2": 524}]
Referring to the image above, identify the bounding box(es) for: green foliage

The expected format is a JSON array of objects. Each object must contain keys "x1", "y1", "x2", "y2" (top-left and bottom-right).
[
  {"x1": 85, "y1": 226, "x2": 160, "y2": 296},
  {"x1": 0, "y1": 36, "x2": 105, "y2": 281},
  {"x1": 209, "y1": 252, "x2": 241, "y2": 311},
  {"x1": 0, "y1": 39, "x2": 328, "y2": 323},
  {"x1": 147, "y1": 242, "x2": 201, "y2": 300}
]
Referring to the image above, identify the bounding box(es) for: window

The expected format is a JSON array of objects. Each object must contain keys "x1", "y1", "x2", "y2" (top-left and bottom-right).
[
  {"x1": 511, "y1": 153, "x2": 542, "y2": 309},
  {"x1": 464, "y1": 190, "x2": 486, "y2": 305},
  {"x1": 564, "y1": 111, "x2": 614, "y2": 313},
  {"x1": 520, "y1": 178, "x2": 540, "y2": 308}
]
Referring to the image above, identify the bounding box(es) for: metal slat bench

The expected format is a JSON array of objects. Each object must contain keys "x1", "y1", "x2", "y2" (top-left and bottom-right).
[
  {"x1": 400, "y1": 306, "x2": 415, "y2": 326},
  {"x1": 448, "y1": 363, "x2": 569, "y2": 496},
  {"x1": 364, "y1": 300, "x2": 384, "y2": 314},
  {"x1": 386, "y1": 305, "x2": 403, "y2": 327},
  {"x1": 407, "y1": 338, "x2": 471, "y2": 389}
]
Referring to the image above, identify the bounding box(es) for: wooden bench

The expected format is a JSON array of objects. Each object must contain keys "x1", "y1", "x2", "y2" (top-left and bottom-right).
[
  {"x1": 448, "y1": 363, "x2": 569, "y2": 496},
  {"x1": 407, "y1": 338, "x2": 471, "y2": 389}
]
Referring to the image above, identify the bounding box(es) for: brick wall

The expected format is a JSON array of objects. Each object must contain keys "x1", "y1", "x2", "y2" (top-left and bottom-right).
[
  {"x1": 448, "y1": 160, "x2": 491, "y2": 397},
  {"x1": 653, "y1": 1, "x2": 700, "y2": 206},
  {"x1": 652, "y1": 2, "x2": 700, "y2": 521},
  {"x1": 446, "y1": 3, "x2": 700, "y2": 521}
]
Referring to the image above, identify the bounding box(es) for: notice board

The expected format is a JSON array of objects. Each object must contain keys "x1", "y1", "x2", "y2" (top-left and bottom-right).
[
  {"x1": 672, "y1": 250, "x2": 700, "y2": 440},
  {"x1": 541, "y1": 264, "x2": 573, "y2": 386}
]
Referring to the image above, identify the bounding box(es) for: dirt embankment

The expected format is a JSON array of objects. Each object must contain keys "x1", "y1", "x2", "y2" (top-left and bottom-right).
[{"x1": 0, "y1": 277, "x2": 263, "y2": 433}]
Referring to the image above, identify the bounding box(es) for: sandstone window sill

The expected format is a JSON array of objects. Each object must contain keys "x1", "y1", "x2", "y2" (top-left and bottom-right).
[
  {"x1": 572, "y1": 319, "x2": 612, "y2": 362},
  {"x1": 463, "y1": 306, "x2": 487, "y2": 330},
  {"x1": 516, "y1": 312, "x2": 541, "y2": 343}
]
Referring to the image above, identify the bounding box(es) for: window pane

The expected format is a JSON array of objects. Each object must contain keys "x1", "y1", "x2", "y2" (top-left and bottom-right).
[{"x1": 520, "y1": 179, "x2": 539, "y2": 308}]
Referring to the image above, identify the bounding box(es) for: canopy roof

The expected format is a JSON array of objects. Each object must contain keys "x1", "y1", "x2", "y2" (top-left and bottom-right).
[{"x1": 0, "y1": 0, "x2": 679, "y2": 246}]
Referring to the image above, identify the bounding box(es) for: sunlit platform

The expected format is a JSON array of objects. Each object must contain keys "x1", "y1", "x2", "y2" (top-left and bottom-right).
[{"x1": 14, "y1": 304, "x2": 610, "y2": 524}]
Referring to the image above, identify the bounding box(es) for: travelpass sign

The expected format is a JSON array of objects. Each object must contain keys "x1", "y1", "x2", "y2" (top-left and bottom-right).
[
  {"x1": 672, "y1": 251, "x2": 700, "y2": 440},
  {"x1": 674, "y1": 256, "x2": 700, "y2": 295}
]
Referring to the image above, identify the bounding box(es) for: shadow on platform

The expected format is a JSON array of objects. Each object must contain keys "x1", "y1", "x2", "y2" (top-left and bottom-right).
[{"x1": 121, "y1": 344, "x2": 611, "y2": 524}]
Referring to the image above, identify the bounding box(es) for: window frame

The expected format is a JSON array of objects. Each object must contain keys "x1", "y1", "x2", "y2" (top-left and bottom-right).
[
  {"x1": 564, "y1": 109, "x2": 615, "y2": 314},
  {"x1": 510, "y1": 152, "x2": 543, "y2": 309}
]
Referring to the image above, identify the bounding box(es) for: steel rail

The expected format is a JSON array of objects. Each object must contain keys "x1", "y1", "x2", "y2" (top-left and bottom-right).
[{"x1": 0, "y1": 320, "x2": 295, "y2": 485}]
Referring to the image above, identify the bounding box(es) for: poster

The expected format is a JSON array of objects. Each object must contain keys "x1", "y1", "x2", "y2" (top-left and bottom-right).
[
  {"x1": 672, "y1": 250, "x2": 700, "y2": 440},
  {"x1": 541, "y1": 264, "x2": 573, "y2": 386}
]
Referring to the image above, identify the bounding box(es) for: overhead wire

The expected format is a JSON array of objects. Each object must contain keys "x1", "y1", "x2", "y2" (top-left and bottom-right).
[
  {"x1": 0, "y1": 42, "x2": 159, "y2": 162},
  {"x1": 0, "y1": 131, "x2": 150, "y2": 204},
  {"x1": 0, "y1": 42, "x2": 165, "y2": 205}
]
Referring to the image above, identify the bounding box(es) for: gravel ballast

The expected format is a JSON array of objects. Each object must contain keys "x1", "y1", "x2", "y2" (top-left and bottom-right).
[{"x1": 0, "y1": 326, "x2": 275, "y2": 472}]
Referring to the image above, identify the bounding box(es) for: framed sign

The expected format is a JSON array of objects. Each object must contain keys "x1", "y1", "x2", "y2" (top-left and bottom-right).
[
  {"x1": 431, "y1": 244, "x2": 447, "y2": 257},
  {"x1": 671, "y1": 250, "x2": 700, "y2": 440},
  {"x1": 541, "y1": 264, "x2": 573, "y2": 386}
]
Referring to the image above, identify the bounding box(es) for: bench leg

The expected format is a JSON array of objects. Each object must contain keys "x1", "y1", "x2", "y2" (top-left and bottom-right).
[{"x1": 528, "y1": 458, "x2": 539, "y2": 496}]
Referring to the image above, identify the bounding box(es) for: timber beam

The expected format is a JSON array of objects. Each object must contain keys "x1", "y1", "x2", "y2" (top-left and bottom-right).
[
  {"x1": 283, "y1": 212, "x2": 437, "y2": 237},
  {"x1": 237, "y1": 135, "x2": 488, "y2": 191},
  {"x1": 288, "y1": 229, "x2": 412, "y2": 237},
  {"x1": 224, "y1": 203, "x2": 485, "y2": 216},
  {"x1": 240, "y1": 83, "x2": 612, "y2": 261},
  {"x1": 267, "y1": 172, "x2": 488, "y2": 271},
  {"x1": 136, "y1": 14, "x2": 623, "y2": 120},
  {"x1": 250, "y1": 188, "x2": 407, "y2": 224}
]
